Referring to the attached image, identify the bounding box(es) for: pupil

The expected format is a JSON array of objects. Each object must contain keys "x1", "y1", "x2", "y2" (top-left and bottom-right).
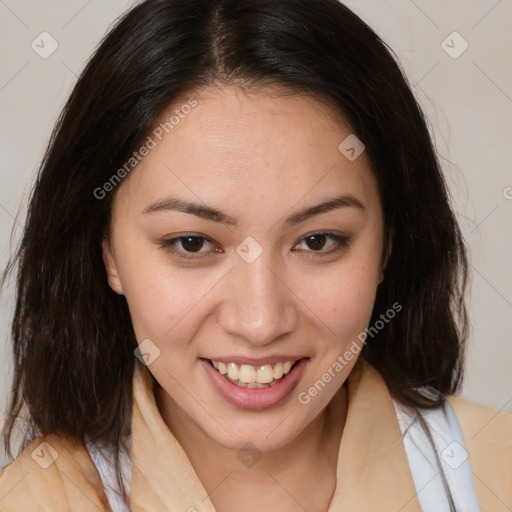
[
  {"x1": 183, "y1": 236, "x2": 203, "y2": 252},
  {"x1": 307, "y1": 234, "x2": 326, "y2": 250}
]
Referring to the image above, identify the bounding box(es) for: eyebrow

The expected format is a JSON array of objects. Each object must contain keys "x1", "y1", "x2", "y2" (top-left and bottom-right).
[{"x1": 141, "y1": 194, "x2": 364, "y2": 227}]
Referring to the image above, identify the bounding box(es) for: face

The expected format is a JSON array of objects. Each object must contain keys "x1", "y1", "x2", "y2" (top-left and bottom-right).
[{"x1": 102, "y1": 85, "x2": 388, "y2": 453}]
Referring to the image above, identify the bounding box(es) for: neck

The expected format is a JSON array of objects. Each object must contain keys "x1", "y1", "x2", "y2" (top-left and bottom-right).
[{"x1": 155, "y1": 383, "x2": 348, "y2": 512}]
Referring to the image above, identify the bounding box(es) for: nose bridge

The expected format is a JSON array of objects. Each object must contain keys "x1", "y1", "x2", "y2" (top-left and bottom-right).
[{"x1": 218, "y1": 250, "x2": 297, "y2": 345}]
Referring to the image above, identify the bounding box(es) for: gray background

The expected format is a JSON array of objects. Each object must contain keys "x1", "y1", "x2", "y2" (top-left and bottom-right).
[{"x1": 0, "y1": 0, "x2": 511, "y2": 468}]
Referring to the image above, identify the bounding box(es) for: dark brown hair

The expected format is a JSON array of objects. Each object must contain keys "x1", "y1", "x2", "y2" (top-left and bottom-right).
[{"x1": 2, "y1": 0, "x2": 468, "y2": 506}]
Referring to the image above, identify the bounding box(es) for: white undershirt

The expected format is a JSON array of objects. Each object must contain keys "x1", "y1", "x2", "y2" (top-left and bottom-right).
[{"x1": 392, "y1": 397, "x2": 481, "y2": 512}]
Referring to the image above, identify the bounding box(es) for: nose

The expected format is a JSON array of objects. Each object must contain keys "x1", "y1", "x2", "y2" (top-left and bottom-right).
[{"x1": 217, "y1": 254, "x2": 299, "y2": 347}]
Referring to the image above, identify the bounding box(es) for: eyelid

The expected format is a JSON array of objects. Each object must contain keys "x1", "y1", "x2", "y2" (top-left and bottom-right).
[
  {"x1": 293, "y1": 232, "x2": 350, "y2": 258},
  {"x1": 160, "y1": 231, "x2": 350, "y2": 260},
  {"x1": 160, "y1": 232, "x2": 218, "y2": 260}
]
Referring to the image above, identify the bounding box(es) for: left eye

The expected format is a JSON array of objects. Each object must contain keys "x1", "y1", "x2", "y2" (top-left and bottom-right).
[
  {"x1": 160, "y1": 232, "x2": 349, "y2": 260},
  {"x1": 293, "y1": 233, "x2": 348, "y2": 254}
]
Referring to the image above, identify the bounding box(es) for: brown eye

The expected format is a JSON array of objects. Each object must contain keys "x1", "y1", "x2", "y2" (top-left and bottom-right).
[
  {"x1": 305, "y1": 234, "x2": 328, "y2": 251},
  {"x1": 161, "y1": 233, "x2": 218, "y2": 260},
  {"x1": 180, "y1": 236, "x2": 206, "y2": 253},
  {"x1": 161, "y1": 231, "x2": 349, "y2": 262},
  {"x1": 294, "y1": 232, "x2": 350, "y2": 257}
]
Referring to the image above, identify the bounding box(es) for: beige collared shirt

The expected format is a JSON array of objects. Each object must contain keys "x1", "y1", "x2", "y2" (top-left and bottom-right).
[{"x1": 1, "y1": 359, "x2": 510, "y2": 511}]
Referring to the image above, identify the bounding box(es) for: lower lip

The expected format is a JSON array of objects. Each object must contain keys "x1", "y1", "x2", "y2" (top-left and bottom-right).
[{"x1": 200, "y1": 358, "x2": 309, "y2": 410}]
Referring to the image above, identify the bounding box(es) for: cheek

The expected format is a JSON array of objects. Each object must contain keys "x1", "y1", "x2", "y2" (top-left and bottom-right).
[
  {"x1": 112, "y1": 234, "x2": 213, "y2": 343},
  {"x1": 114, "y1": 218, "x2": 382, "y2": 350},
  {"x1": 295, "y1": 258, "x2": 380, "y2": 340}
]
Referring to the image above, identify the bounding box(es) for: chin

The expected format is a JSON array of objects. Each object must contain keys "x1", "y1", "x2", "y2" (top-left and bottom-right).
[{"x1": 197, "y1": 409, "x2": 308, "y2": 453}]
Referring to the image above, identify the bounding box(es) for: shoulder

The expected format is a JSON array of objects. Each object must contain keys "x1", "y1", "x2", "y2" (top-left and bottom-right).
[
  {"x1": 447, "y1": 394, "x2": 512, "y2": 437},
  {"x1": 447, "y1": 394, "x2": 512, "y2": 509},
  {"x1": 0, "y1": 434, "x2": 110, "y2": 511},
  {"x1": 447, "y1": 394, "x2": 511, "y2": 450}
]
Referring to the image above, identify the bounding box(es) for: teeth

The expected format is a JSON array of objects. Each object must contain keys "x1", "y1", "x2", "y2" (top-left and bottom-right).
[
  {"x1": 239, "y1": 364, "x2": 257, "y2": 383},
  {"x1": 227, "y1": 362, "x2": 239, "y2": 380},
  {"x1": 273, "y1": 362, "x2": 284, "y2": 379},
  {"x1": 256, "y1": 364, "x2": 274, "y2": 384},
  {"x1": 246, "y1": 382, "x2": 268, "y2": 388},
  {"x1": 210, "y1": 359, "x2": 298, "y2": 386},
  {"x1": 227, "y1": 374, "x2": 280, "y2": 388}
]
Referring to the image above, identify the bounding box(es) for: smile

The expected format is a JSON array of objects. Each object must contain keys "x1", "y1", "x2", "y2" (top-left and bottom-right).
[
  {"x1": 200, "y1": 357, "x2": 310, "y2": 410},
  {"x1": 210, "y1": 359, "x2": 297, "y2": 388}
]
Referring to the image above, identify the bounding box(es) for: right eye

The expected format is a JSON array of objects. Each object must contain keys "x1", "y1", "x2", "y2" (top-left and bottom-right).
[{"x1": 160, "y1": 233, "x2": 222, "y2": 260}]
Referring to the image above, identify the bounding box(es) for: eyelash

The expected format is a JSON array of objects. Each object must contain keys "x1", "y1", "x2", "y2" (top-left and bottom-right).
[{"x1": 160, "y1": 232, "x2": 350, "y2": 261}]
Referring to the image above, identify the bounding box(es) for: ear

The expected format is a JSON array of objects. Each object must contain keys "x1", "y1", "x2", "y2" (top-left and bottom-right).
[
  {"x1": 379, "y1": 237, "x2": 393, "y2": 284},
  {"x1": 101, "y1": 237, "x2": 124, "y2": 295}
]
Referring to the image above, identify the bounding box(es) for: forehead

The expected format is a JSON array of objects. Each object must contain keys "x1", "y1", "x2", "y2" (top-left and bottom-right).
[{"x1": 114, "y1": 85, "x2": 379, "y2": 217}]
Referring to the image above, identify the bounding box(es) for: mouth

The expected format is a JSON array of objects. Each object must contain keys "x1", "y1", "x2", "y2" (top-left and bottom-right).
[
  {"x1": 208, "y1": 358, "x2": 300, "y2": 388},
  {"x1": 200, "y1": 357, "x2": 310, "y2": 410}
]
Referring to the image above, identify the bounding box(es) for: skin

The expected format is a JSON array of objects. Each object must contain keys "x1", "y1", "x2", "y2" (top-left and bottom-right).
[{"x1": 102, "y1": 85, "x2": 389, "y2": 512}]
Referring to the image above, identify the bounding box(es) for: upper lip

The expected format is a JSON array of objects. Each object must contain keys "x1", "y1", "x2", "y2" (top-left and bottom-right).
[{"x1": 202, "y1": 355, "x2": 309, "y2": 366}]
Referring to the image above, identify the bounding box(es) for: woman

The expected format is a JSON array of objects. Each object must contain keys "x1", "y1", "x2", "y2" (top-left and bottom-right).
[{"x1": 0, "y1": 0, "x2": 510, "y2": 511}]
